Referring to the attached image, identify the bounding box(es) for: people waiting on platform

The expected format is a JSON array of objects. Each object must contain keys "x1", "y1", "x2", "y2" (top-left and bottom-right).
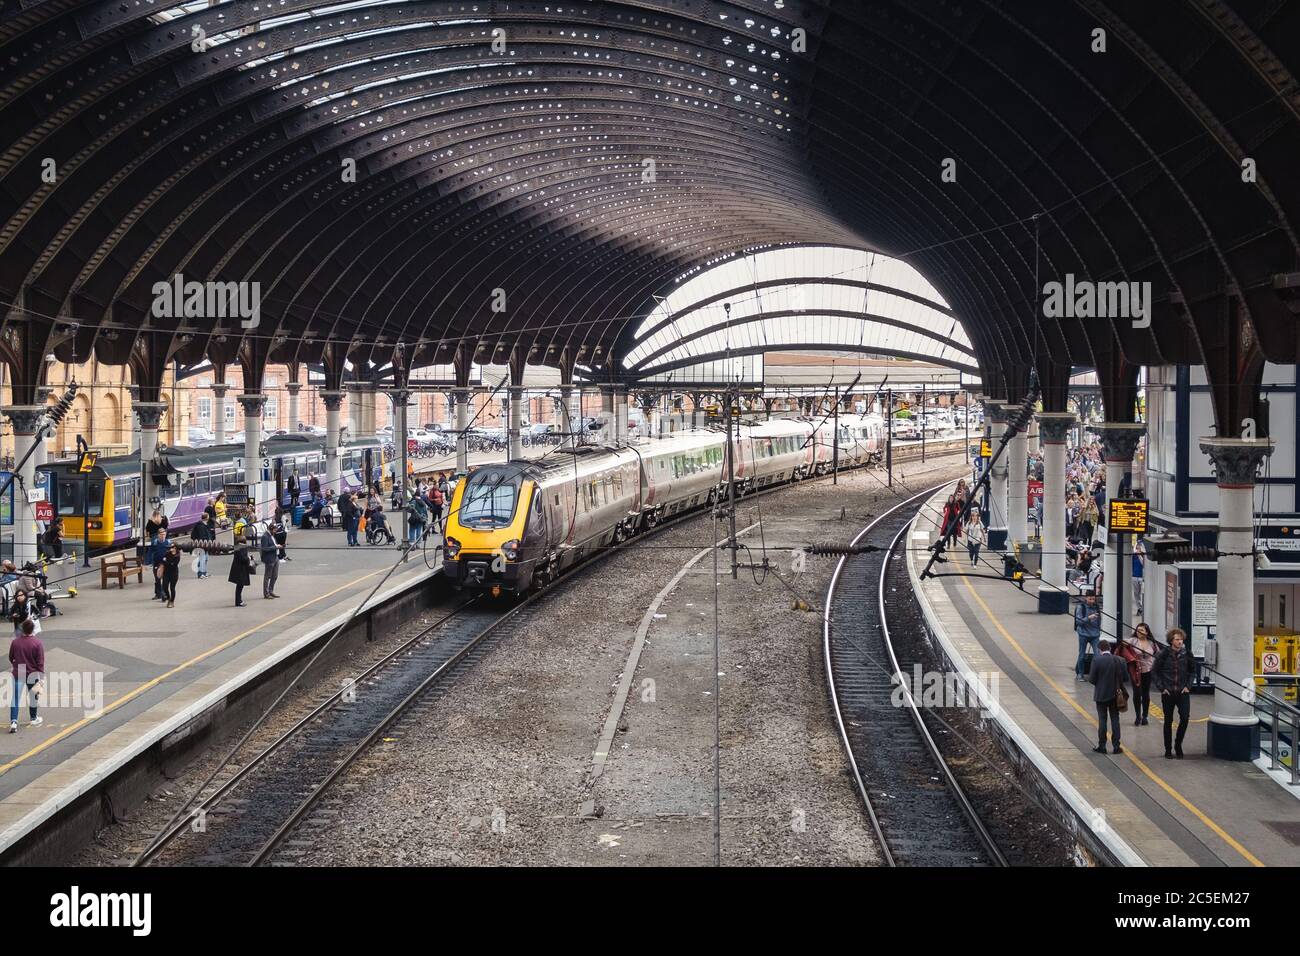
[
  {"x1": 1088, "y1": 637, "x2": 1129, "y2": 755},
  {"x1": 365, "y1": 501, "x2": 395, "y2": 545},
  {"x1": 213, "y1": 492, "x2": 229, "y2": 529},
  {"x1": 191, "y1": 512, "x2": 215, "y2": 578},
  {"x1": 146, "y1": 527, "x2": 169, "y2": 601},
  {"x1": 8, "y1": 618, "x2": 44, "y2": 733},
  {"x1": 1073, "y1": 590, "x2": 1102, "y2": 681},
  {"x1": 161, "y1": 541, "x2": 181, "y2": 608},
  {"x1": 406, "y1": 489, "x2": 428, "y2": 545},
  {"x1": 228, "y1": 533, "x2": 254, "y2": 608},
  {"x1": 1153, "y1": 628, "x2": 1195, "y2": 759},
  {"x1": 1118, "y1": 622, "x2": 1158, "y2": 727},
  {"x1": 965, "y1": 511, "x2": 985, "y2": 567}
]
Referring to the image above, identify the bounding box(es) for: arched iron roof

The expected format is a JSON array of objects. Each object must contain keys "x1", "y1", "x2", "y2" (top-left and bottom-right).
[{"x1": 0, "y1": 0, "x2": 1295, "y2": 417}]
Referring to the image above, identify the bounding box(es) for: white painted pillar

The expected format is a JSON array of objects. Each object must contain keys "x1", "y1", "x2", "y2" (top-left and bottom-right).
[
  {"x1": 1201, "y1": 437, "x2": 1273, "y2": 760},
  {"x1": 985, "y1": 402, "x2": 1009, "y2": 551},
  {"x1": 286, "y1": 382, "x2": 301, "y2": 434},
  {"x1": 321, "y1": 390, "x2": 344, "y2": 496},
  {"x1": 212, "y1": 384, "x2": 228, "y2": 445},
  {"x1": 1096, "y1": 423, "x2": 1146, "y2": 634},
  {"x1": 1036, "y1": 412, "x2": 1074, "y2": 613},
  {"x1": 2, "y1": 407, "x2": 42, "y2": 566},
  {"x1": 1008, "y1": 424, "x2": 1028, "y2": 547},
  {"x1": 389, "y1": 389, "x2": 410, "y2": 547},
  {"x1": 237, "y1": 393, "x2": 268, "y2": 522},
  {"x1": 454, "y1": 388, "x2": 470, "y2": 475},
  {"x1": 134, "y1": 401, "x2": 167, "y2": 539},
  {"x1": 559, "y1": 387, "x2": 577, "y2": 449},
  {"x1": 614, "y1": 388, "x2": 629, "y2": 444},
  {"x1": 508, "y1": 386, "x2": 524, "y2": 460}
]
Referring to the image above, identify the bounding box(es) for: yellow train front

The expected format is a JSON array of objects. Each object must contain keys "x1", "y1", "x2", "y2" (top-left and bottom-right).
[
  {"x1": 442, "y1": 463, "x2": 543, "y2": 595},
  {"x1": 37, "y1": 456, "x2": 137, "y2": 551}
]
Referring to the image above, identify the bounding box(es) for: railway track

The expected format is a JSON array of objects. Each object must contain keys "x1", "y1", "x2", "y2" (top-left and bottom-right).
[
  {"x1": 136, "y1": 446, "x2": 971, "y2": 866},
  {"x1": 823, "y1": 486, "x2": 1007, "y2": 867}
]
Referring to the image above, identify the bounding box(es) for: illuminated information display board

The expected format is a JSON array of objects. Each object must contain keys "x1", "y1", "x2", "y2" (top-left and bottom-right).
[{"x1": 1108, "y1": 498, "x2": 1149, "y2": 535}]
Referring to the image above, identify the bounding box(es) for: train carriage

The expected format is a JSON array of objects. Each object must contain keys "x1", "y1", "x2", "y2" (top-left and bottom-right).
[
  {"x1": 636, "y1": 430, "x2": 727, "y2": 524},
  {"x1": 38, "y1": 434, "x2": 386, "y2": 551},
  {"x1": 735, "y1": 419, "x2": 815, "y2": 488}
]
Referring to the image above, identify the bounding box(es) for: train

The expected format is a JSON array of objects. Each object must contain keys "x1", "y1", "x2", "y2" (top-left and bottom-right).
[
  {"x1": 36, "y1": 434, "x2": 388, "y2": 551},
  {"x1": 443, "y1": 414, "x2": 886, "y2": 595}
]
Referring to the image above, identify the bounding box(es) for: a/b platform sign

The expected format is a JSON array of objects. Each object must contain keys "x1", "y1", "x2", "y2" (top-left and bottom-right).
[{"x1": 1108, "y1": 498, "x2": 1149, "y2": 535}]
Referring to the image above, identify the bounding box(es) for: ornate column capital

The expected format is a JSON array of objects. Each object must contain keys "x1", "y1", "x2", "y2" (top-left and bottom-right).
[
  {"x1": 132, "y1": 401, "x2": 167, "y2": 430},
  {"x1": 236, "y1": 392, "x2": 267, "y2": 415},
  {"x1": 211, "y1": 383, "x2": 229, "y2": 398},
  {"x1": 320, "y1": 389, "x2": 346, "y2": 412},
  {"x1": 387, "y1": 388, "x2": 411, "y2": 408},
  {"x1": 984, "y1": 401, "x2": 1010, "y2": 425},
  {"x1": 284, "y1": 382, "x2": 302, "y2": 395},
  {"x1": 1035, "y1": 411, "x2": 1076, "y2": 444},
  {"x1": 1199, "y1": 437, "x2": 1275, "y2": 488},
  {"x1": 1, "y1": 406, "x2": 45, "y2": 435},
  {"x1": 1095, "y1": 422, "x2": 1147, "y2": 462}
]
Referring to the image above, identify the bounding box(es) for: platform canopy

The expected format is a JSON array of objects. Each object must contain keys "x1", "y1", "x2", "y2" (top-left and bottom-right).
[{"x1": 0, "y1": 1, "x2": 1296, "y2": 409}]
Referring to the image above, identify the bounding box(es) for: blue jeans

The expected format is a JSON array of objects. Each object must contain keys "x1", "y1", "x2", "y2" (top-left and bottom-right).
[
  {"x1": 10, "y1": 674, "x2": 36, "y2": 722},
  {"x1": 408, "y1": 521, "x2": 424, "y2": 545},
  {"x1": 346, "y1": 515, "x2": 360, "y2": 546},
  {"x1": 196, "y1": 549, "x2": 208, "y2": 576},
  {"x1": 1076, "y1": 632, "x2": 1099, "y2": 677}
]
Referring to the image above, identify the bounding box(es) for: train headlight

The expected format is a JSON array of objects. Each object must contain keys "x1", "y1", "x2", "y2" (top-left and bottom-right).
[
  {"x1": 502, "y1": 539, "x2": 520, "y2": 561},
  {"x1": 445, "y1": 536, "x2": 461, "y2": 559}
]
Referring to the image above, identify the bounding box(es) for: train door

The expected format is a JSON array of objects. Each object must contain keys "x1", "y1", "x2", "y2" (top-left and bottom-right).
[{"x1": 273, "y1": 457, "x2": 284, "y2": 507}]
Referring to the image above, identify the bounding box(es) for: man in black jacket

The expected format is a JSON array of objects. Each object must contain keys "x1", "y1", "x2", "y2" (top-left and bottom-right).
[
  {"x1": 1089, "y1": 637, "x2": 1130, "y2": 755},
  {"x1": 1153, "y1": 628, "x2": 1194, "y2": 758},
  {"x1": 259, "y1": 526, "x2": 280, "y2": 599},
  {"x1": 190, "y1": 513, "x2": 216, "y2": 578}
]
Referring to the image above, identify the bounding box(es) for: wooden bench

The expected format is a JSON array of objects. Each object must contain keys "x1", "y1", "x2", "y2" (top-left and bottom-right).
[{"x1": 100, "y1": 553, "x2": 144, "y2": 589}]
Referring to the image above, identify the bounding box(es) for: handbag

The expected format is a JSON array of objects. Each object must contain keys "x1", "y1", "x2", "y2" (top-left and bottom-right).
[{"x1": 1115, "y1": 660, "x2": 1129, "y2": 712}]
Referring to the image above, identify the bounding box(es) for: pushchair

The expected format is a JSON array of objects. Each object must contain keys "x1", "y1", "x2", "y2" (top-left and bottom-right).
[{"x1": 365, "y1": 509, "x2": 396, "y2": 545}]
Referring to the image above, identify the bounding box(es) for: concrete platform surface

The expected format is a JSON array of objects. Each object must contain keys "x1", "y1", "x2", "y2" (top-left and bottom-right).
[
  {"x1": 0, "y1": 524, "x2": 438, "y2": 853},
  {"x1": 910, "y1": 486, "x2": 1300, "y2": 867}
]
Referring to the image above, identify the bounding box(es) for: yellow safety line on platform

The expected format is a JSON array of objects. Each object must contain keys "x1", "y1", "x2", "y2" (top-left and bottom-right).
[
  {"x1": 953, "y1": 561, "x2": 1265, "y2": 868},
  {"x1": 0, "y1": 568, "x2": 386, "y2": 779}
]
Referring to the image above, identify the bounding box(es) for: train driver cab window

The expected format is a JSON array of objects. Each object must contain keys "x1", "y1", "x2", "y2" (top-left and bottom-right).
[
  {"x1": 460, "y1": 469, "x2": 521, "y2": 529},
  {"x1": 56, "y1": 478, "x2": 105, "y2": 516}
]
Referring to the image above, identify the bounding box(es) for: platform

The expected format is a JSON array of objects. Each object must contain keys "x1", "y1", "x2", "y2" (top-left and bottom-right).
[
  {"x1": 0, "y1": 524, "x2": 439, "y2": 857},
  {"x1": 909, "y1": 486, "x2": 1300, "y2": 867}
]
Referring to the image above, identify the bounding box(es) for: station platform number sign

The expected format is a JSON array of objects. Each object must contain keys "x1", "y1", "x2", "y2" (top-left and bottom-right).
[{"x1": 1108, "y1": 498, "x2": 1149, "y2": 535}]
